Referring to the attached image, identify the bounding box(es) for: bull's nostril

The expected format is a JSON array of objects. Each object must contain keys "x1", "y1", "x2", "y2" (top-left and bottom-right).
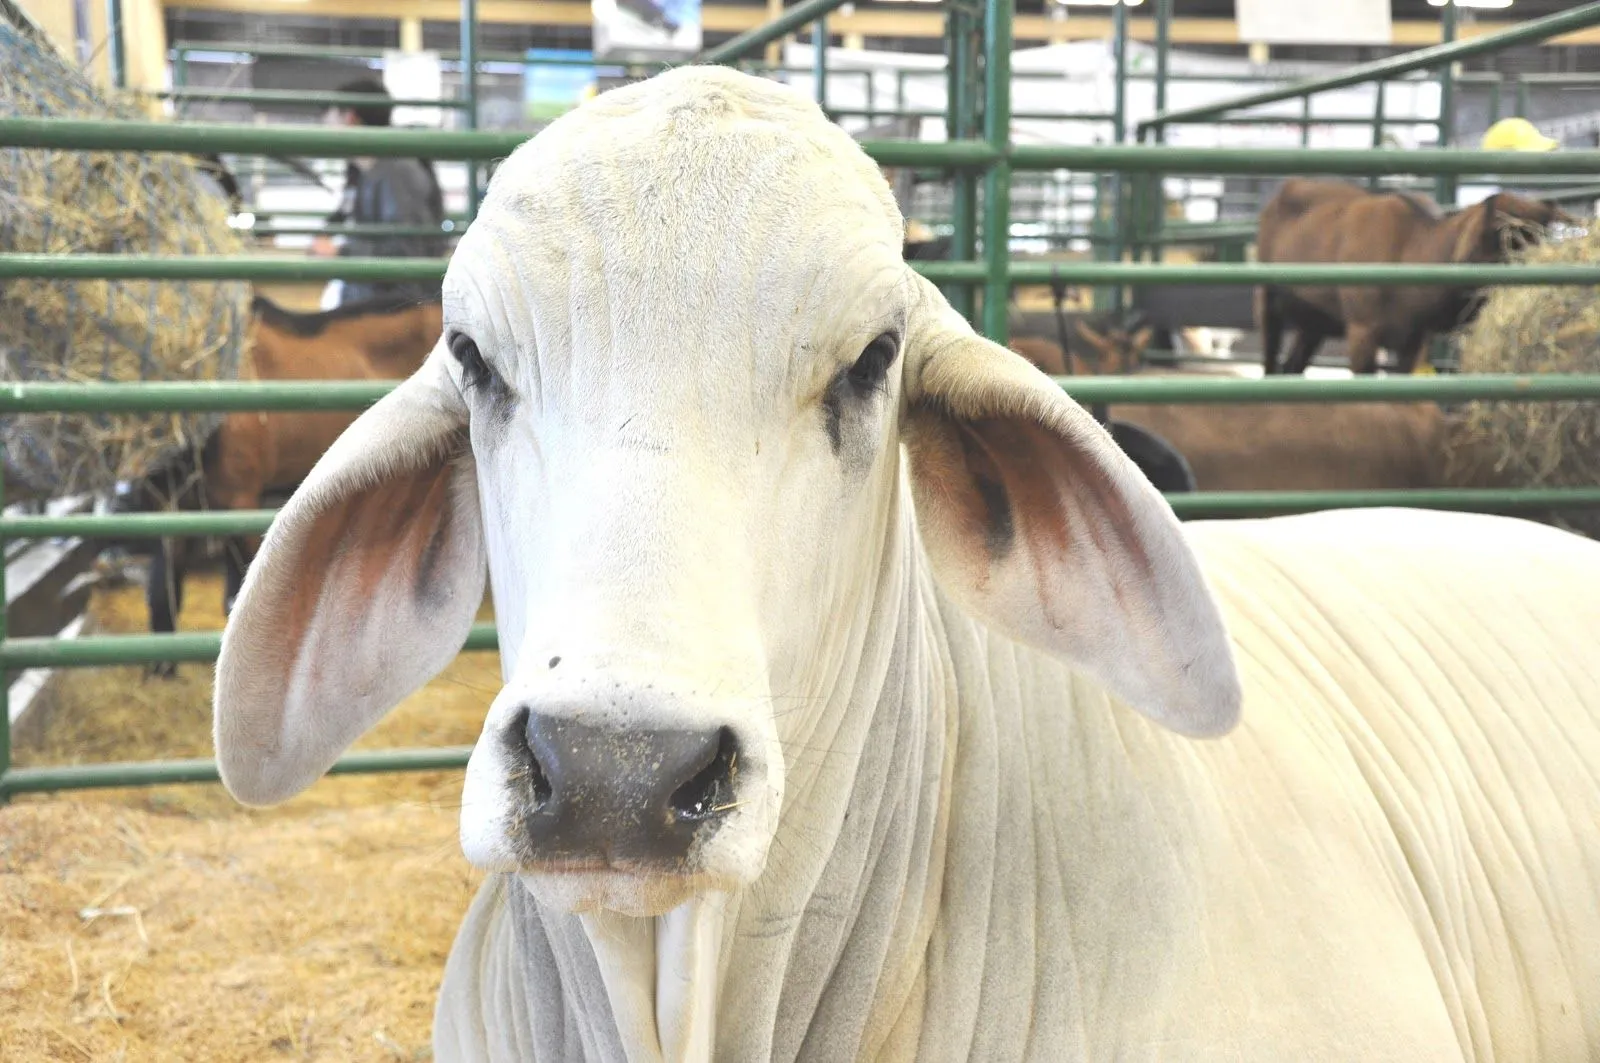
[
  {"x1": 515, "y1": 707, "x2": 554, "y2": 811},
  {"x1": 526, "y1": 749, "x2": 553, "y2": 811},
  {"x1": 669, "y1": 726, "x2": 739, "y2": 821}
]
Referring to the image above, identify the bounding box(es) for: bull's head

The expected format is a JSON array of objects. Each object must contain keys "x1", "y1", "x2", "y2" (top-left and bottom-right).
[{"x1": 212, "y1": 67, "x2": 1238, "y2": 921}]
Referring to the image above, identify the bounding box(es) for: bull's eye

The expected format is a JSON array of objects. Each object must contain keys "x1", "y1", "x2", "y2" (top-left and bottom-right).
[
  {"x1": 845, "y1": 332, "x2": 900, "y2": 396},
  {"x1": 448, "y1": 331, "x2": 494, "y2": 392}
]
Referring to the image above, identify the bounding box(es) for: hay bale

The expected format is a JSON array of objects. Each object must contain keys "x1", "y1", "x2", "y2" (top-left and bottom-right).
[
  {"x1": 1444, "y1": 222, "x2": 1600, "y2": 536},
  {"x1": 0, "y1": 1, "x2": 250, "y2": 498}
]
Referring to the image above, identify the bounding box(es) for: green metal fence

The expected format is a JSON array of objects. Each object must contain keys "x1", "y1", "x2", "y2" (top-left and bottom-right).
[{"x1": 5, "y1": 0, "x2": 1600, "y2": 801}]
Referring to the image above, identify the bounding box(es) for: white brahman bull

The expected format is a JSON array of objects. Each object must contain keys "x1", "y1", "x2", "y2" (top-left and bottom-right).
[{"x1": 213, "y1": 65, "x2": 1600, "y2": 1062}]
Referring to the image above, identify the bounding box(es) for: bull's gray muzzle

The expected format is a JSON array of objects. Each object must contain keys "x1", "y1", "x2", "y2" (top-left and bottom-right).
[{"x1": 511, "y1": 711, "x2": 742, "y2": 867}]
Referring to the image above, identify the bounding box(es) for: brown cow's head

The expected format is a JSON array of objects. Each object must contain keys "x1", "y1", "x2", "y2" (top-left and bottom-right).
[
  {"x1": 1453, "y1": 192, "x2": 1577, "y2": 262},
  {"x1": 1073, "y1": 316, "x2": 1154, "y2": 375}
]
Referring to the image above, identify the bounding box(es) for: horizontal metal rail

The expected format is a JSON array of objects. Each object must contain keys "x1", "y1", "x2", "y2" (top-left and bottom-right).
[
  {"x1": 0, "y1": 118, "x2": 995, "y2": 168},
  {"x1": 1163, "y1": 115, "x2": 1440, "y2": 128},
  {"x1": 1057, "y1": 374, "x2": 1600, "y2": 404},
  {"x1": 11, "y1": 483, "x2": 1600, "y2": 545},
  {"x1": 0, "y1": 623, "x2": 498, "y2": 669},
  {"x1": 5, "y1": 376, "x2": 1600, "y2": 417},
  {"x1": 247, "y1": 222, "x2": 466, "y2": 238},
  {"x1": 1001, "y1": 263, "x2": 1600, "y2": 286},
  {"x1": 828, "y1": 107, "x2": 1116, "y2": 123},
  {"x1": 1167, "y1": 487, "x2": 1600, "y2": 519},
  {"x1": 0, "y1": 117, "x2": 528, "y2": 159},
  {"x1": 0, "y1": 382, "x2": 391, "y2": 413},
  {"x1": 8, "y1": 255, "x2": 1600, "y2": 288},
  {"x1": 1, "y1": 509, "x2": 279, "y2": 538},
  {"x1": 0, "y1": 746, "x2": 475, "y2": 796},
  {"x1": 0, "y1": 254, "x2": 443, "y2": 282},
  {"x1": 1006, "y1": 145, "x2": 1600, "y2": 175},
  {"x1": 1143, "y1": 222, "x2": 1258, "y2": 245},
  {"x1": 1141, "y1": 1, "x2": 1600, "y2": 132},
  {"x1": 11, "y1": 118, "x2": 1600, "y2": 177},
  {"x1": 151, "y1": 88, "x2": 471, "y2": 109}
]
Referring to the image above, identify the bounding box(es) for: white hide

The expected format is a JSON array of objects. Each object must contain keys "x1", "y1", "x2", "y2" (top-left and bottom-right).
[{"x1": 214, "y1": 65, "x2": 1600, "y2": 1063}]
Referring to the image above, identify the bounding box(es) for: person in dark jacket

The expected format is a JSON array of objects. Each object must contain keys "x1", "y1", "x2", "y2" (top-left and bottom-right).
[{"x1": 310, "y1": 76, "x2": 448, "y2": 306}]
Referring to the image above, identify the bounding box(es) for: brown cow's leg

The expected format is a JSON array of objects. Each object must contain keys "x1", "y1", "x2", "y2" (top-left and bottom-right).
[
  {"x1": 205, "y1": 416, "x2": 269, "y2": 620},
  {"x1": 1282, "y1": 330, "x2": 1325, "y2": 375},
  {"x1": 144, "y1": 536, "x2": 187, "y2": 679},
  {"x1": 1344, "y1": 325, "x2": 1381, "y2": 375},
  {"x1": 1397, "y1": 334, "x2": 1431, "y2": 375},
  {"x1": 1258, "y1": 288, "x2": 1284, "y2": 375}
]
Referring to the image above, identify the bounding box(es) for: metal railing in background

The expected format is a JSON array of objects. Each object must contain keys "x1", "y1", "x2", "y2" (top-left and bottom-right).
[
  {"x1": 6, "y1": 0, "x2": 1600, "y2": 802},
  {"x1": 7, "y1": 370, "x2": 1600, "y2": 799}
]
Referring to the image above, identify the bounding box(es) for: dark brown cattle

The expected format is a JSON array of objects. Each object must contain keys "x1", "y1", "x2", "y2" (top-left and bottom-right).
[
  {"x1": 1069, "y1": 317, "x2": 1153, "y2": 376},
  {"x1": 140, "y1": 295, "x2": 441, "y2": 666},
  {"x1": 1113, "y1": 401, "x2": 1446, "y2": 492},
  {"x1": 1005, "y1": 312, "x2": 1154, "y2": 379},
  {"x1": 1257, "y1": 178, "x2": 1570, "y2": 375}
]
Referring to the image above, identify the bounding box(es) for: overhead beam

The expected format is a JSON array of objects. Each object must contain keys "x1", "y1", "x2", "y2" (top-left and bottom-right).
[{"x1": 157, "y1": 2, "x2": 1600, "y2": 48}]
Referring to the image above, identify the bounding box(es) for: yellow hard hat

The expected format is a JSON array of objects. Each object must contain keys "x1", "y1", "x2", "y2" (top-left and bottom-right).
[{"x1": 1480, "y1": 117, "x2": 1559, "y2": 152}]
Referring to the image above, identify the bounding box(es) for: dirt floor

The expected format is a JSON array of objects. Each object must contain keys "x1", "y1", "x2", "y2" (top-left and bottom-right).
[{"x1": 2, "y1": 567, "x2": 501, "y2": 1062}]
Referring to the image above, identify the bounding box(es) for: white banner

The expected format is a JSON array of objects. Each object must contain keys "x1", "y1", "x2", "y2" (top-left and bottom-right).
[
  {"x1": 592, "y1": 0, "x2": 701, "y2": 62},
  {"x1": 384, "y1": 50, "x2": 445, "y2": 128},
  {"x1": 1236, "y1": 0, "x2": 1391, "y2": 46}
]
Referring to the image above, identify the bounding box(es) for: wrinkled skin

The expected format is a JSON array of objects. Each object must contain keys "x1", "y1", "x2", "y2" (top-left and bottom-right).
[{"x1": 213, "y1": 69, "x2": 1600, "y2": 1062}]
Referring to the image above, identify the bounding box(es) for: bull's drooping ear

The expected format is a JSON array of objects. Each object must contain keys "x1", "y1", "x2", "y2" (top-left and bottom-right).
[
  {"x1": 899, "y1": 277, "x2": 1241, "y2": 737},
  {"x1": 214, "y1": 346, "x2": 487, "y2": 805}
]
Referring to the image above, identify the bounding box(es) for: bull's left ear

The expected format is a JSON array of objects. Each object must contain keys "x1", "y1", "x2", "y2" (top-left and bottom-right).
[{"x1": 899, "y1": 278, "x2": 1241, "y2": 737}]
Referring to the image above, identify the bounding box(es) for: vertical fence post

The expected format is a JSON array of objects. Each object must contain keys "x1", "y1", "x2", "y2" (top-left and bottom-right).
[
  {"x1": 1433, "y1": 3, "x2": 1461, "y2": 381},
  {"x1": 1487, "y1": 72, "x2": 1502, "y2": 127},
  {"x1": 1149, "y1": 0, "x2": 1172, "y2": 264},
  {"x1": 105, "y1": 0, "x2": 125, "y2": 89},
  {"x1": 461, "y1": 0, "x2": 481, "y2": 219},
  {"x1": 814, "y1": 17, "x2": 828, "y2": 106},
  {"x1": 173, "y1": 46, "x2": 187, "y2": 91},
  {"x1": 947, "y1": 6, "x2": 979, "y2": 323},
  {"x1": 1436, "y1": 1, "x2": 1458, "y2": 206},
  {"x1": 1300, "y1": 93, "x2": 1312, "y2": 147},
  {"x1": 981, "y1": 0, "x2": 1012, "y2": 344},
  {"x1": 1369, "y1": 80, "x2": 1387, "y2": 188},
  {"x1": 1108, "y1": 0, "x2": 1128, "y2": 316},
  {"x1": 1515, "y1": 76, "x2": 1529, "y2": 119}
]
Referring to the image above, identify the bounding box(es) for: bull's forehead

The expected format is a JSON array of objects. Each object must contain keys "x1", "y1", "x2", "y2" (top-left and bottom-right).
[{"x1": 442, "y1": 68, "x2": 907, "y2": 412}]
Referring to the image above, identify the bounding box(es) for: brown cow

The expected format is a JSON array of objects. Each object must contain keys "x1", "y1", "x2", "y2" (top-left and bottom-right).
[
  {"x1": 1006, "y1": 314, "x2": 1153, "y2": 378},
  {"x1": 1257, "y1": 178, "x2": 1570, "y2": 376},
  {"x1": 1112, "y1": 401, "x2": 1446, "y2": 492},
  {"x1": 1070, "y1": 317, "x2": 1153, "y2": 376},
  {"x1": 139, "y1": 295, "x2": 442, "y2": 668}
]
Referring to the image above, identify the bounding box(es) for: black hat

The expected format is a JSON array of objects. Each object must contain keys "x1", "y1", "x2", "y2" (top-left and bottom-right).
[{"x1": 335, "y1": 76, "x2": 393, "y2": 127}]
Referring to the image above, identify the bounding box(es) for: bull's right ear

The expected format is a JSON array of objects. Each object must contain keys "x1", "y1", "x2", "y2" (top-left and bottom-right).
[{"x1": 213, "y1": 346, "x2": 487, "y2": 806}]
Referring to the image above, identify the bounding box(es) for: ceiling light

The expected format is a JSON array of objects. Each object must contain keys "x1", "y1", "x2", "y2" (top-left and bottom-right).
[
  {"x1": 1427, "y1": 0, "x2": 1513, "y2": 8},
  {"x1": 1048, "y1": 0, "x2": 1144, "y2": 6}
]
